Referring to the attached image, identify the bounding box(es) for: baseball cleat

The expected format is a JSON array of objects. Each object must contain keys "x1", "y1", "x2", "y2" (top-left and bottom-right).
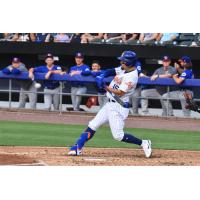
[
  {"x1": 142, "y1": 140, "x2": 152, "y2": 158},
  {"x1": 68, "y1": 145, "x2": 82, "y2": 156}
]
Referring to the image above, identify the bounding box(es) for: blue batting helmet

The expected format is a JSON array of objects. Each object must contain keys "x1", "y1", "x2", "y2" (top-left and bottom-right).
[{"x1": 117, "y1": 51, "x2": 137, "y2": 67}]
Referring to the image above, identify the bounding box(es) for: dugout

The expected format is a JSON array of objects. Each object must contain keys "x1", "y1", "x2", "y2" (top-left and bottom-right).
[{"x1": 0, "y1": 41, "x2": 199, "y2": 110}]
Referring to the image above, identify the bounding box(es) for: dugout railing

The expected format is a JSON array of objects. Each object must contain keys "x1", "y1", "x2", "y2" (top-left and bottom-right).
[{"x1": 0, "y1": 71, "x2": 200, "y2": 117}]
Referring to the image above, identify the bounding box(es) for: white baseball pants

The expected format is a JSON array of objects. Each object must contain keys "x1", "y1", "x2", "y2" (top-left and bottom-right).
[{"x1": 88, "y1": 102, "x2": 129, "y2": 141}]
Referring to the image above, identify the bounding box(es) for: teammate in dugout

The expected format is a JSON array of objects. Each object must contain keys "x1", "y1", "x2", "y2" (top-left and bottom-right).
[
  {"x1": 81, "y1": 60, "x2": 108, "y2": 108},
  {"x1": 68, "y1": 51, "x2": 152, "y2": 158},
  {"x1": 2, "y1": 57, "x2": 37, "y2": 109},
  {"x1": 29, "y1": 53, "x2": 63, "y2": 111},
  {"x1": 162, "y1": 56, "x2": 194, "y2": 117},
  {"x1": 69, "y1": 52, "x2": 90, "y2": 111}
]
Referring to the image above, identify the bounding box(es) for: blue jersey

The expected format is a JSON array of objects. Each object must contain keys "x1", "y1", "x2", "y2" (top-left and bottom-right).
[
  {"x1": 179, "y1": 69, "x2": 193, "y2": 79},
  {"x1": 69, "y1": 64, "x2": 90, "y2": 87},
  {"x1": 34, "y1": 65, "x2": 61, "y2": 89},
  {"x1": 81, "y1": 69, "x2": 105, "y2": 77},
  {"x1": 179, "y1": 69, "x2": 193, "y2": 90}
]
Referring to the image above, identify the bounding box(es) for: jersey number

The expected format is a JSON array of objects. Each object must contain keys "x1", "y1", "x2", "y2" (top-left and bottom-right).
[{"x1": 113, "y1": 84, "x2": 119, "y2": 90}]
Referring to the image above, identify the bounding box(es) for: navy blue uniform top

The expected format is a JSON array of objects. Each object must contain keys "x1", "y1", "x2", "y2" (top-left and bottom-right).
[
  {"x1": 69, "y1": 64, "x2": 90, "y2": 87},
  {"x1": 81, "y1": 69, "x2": 105, "y2": 77},
  {"x1": 34, "y1": 65, "x2": 61, "y2": 89},
  {"x1": 81, "y1": 69, "x2": 105, "y2": 93},
  {"x1": 179, "y1": 69, "x2": 193, "y2": 79},
  {"x1": 179, "y1": 69, "x2": 194, "y2": 90}
]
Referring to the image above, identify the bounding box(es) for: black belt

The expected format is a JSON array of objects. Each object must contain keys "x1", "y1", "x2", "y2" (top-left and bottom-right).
[{"x1": 108, "y1": 99, "x2": 116, "y2": 103}]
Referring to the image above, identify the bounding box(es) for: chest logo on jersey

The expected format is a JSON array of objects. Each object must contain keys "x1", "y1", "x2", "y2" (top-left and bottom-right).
[
  {"x1": 125, "y1": 82, "x2": 134, "y2": 89},
  {"x1": 114, "y1": 76, "x2": 122, "y2": 84}
]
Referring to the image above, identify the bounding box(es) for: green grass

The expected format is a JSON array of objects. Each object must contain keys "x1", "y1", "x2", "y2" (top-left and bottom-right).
[{"x1": 0, "y1": 120, "x2": 200, "y2": 151}]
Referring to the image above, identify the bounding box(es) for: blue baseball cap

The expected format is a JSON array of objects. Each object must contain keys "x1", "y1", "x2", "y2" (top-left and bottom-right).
[
  {"x1": 162, "y1": 56, "x2": 171, "y2": 61},
  {"x1": 75, "y1": 52, "x2": 84, "y2": 58},
  {"x1": 179, "y1": 56, "x2": 191, "y2": 64},
  {"x1": 12, "y1": 57, "x2": 20, "y2": 63}
]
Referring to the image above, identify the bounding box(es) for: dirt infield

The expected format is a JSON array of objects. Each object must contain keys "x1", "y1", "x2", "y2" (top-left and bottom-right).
[
  {"x1": 0, "y1": 146, "x2": 200, "y2": 166},
  {"x1": 0, "y1": 109, "x2": 200, "y2": 166}
]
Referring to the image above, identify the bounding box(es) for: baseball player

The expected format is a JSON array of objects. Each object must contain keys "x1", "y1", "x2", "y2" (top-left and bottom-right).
[
  {"x1": 29, "y1": 53, "x2": 62, "y2": 111},
  {"x1": 69, "y1": 52, "x2": 90, "y2": 111},
  {"x1": 162, "y1": 56, "x2": 194, "y2": 117},
  {"x1": 81, "y1": 60, "x2": 107, "y2": 108},
  {"x1": 141, "y1": 56, "x2": 177, "y2": 116},
  {"x1": 68, "y1": 51, "x2": 152, "y2": 158},
  {"x1": 2, "y1": 57, "x2": 37, "y2": 109}
]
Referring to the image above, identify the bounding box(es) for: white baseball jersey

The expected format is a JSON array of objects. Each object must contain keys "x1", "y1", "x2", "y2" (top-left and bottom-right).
[
  {"x1": 106, "y1": 66, "x2": 138, "y2": 102},
  {"x1": 88, "y1": 66, "x2": 139, "y2": 142}
]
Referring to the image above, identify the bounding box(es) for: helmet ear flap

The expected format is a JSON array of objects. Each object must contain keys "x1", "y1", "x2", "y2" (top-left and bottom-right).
[
  {"x1": 118, "y1": 51, "x2": 137, "y2": 67},
  {"x1": 124, "y1": 60, "x2": 136, "y2": 67}
]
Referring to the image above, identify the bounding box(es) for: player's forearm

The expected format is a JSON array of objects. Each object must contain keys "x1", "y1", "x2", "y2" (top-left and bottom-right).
[
  {"x1": 50, "y1": 70, "x2": 62, "y2": 74},
  {"x1": 106, "y1": 86, "x2": 125, "y2": 97},
  {"x1": 158, "y1": 74, "x2": 173, "y2": 78},
  {"x1": 173, "y1": 76, "x2": 184, "y2": 84}
]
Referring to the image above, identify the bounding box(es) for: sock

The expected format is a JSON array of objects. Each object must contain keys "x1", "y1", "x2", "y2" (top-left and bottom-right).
[
  {"x1": 76, "y1": 127, "x2": 96, "y2": 149},
  {"x1": 122, "y1": 133, "x2": 142, "y2": 146}
]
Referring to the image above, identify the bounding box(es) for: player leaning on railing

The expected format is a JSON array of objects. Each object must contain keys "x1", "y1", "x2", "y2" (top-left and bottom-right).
[
  {"x1": 28, "y1": 53, "x2": 63, "y2": 111},
  {"x1": 68, "y1": 51, "x2": 152, "y2": 158},
  {"x1": 162, "y1": 56, "x2": 194, "y2": 117},
  {"x1": 2, "y1": 57, "x2": 37, "y2": 109}
]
